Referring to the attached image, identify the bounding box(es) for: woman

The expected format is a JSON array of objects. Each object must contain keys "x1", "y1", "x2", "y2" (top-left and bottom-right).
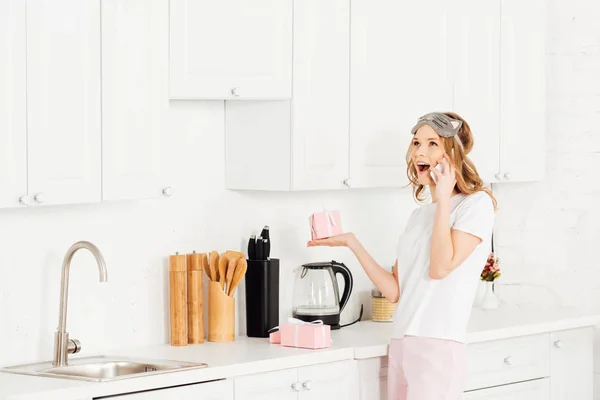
[{"x1": 307, "y1": 111, "x2": 496, "y2": 400}]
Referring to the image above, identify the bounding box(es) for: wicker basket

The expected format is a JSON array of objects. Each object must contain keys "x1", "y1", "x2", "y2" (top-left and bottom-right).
[{"x1": 371, "y1": 289, "x2": 397, "y2": 322}]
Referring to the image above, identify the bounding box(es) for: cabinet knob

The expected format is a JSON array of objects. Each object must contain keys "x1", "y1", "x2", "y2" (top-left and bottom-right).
[
  {"x1": 495, "y1": 173, "x2": 502, "y2": 180},
  {"x1": 504, "y1": 356, "x2": 513, "y2": 366},
  {"x1": 554, "y1": 340, "x2": 563, "y2": 348},
  {"x1": 503, "y1": 172, "x2": 511, "y2": 180},
  {"x1": 291, "y1": 382, "x2": 301, "y2": 392},
  {"x1": 231, "y1": 87, "x2": 240, "y2": 97},
  {"x1": 34, "y1": 193, "x2": 45, "y2": 204},
  {"x1": 343, "y1": 178, "x2": 352, "y2": 188},
  {"x1": 19, "y1": 195, "x2": 29, "y2": 206},
  {"x1": 302, "y1": 380, "x2": 313, "y2": 390},
  {"x1": 162, "y1": 186, "x2": 173, "y2": 197}
]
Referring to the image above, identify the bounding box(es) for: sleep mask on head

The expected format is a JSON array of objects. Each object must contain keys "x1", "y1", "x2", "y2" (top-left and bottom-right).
[{"x1": 410, "y1": 112, "x2": 463, "y2": 146}]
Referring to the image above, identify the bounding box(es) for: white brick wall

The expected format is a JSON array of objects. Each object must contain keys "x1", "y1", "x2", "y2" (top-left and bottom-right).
[{"x1": 493, "y1": 0, "x2": 600, "y2": 395}]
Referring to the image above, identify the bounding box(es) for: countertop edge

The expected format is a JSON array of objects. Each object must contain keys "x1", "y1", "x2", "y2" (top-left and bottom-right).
[{"x1": 4, "y1": 313, "x2": 600, "y2": 400}]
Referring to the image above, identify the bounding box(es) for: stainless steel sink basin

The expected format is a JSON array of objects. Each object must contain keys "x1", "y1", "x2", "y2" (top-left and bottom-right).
[{"x1": 0, "y1": 356, "x2": 208, "y2": 382}]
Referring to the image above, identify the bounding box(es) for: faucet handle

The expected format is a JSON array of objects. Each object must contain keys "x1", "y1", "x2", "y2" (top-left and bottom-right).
[{"x1": 68, "y1": 339, "x2": 81, "y2": 355}]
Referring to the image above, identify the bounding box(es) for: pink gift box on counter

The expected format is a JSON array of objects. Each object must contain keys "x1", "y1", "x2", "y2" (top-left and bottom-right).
[
  {"x1": 309, "y1": 210, "x2": 343, "y2": 240},
  {"x1": 279, "y1": 318, "x2": 331, "y2": 350}
]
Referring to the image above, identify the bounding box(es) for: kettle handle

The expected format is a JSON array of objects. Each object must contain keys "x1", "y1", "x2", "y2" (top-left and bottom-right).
[{"x1": 331, "y1": 261, "x2": 353, "y2": 313}]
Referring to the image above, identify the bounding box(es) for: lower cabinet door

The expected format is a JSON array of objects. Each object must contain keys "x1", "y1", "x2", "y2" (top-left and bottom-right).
[
  {"x1": 234, "y1": 368, "x2": 299, "y2": 400},
  {"x1": 298, "y1": 360, "x2": 359, "y2": 400},
  {"x1": 357, "y1": 357, "x2": 388, "y2": 400},
  {"x1": 462, "y1": 378, "x2": 549, "y2": 400},
  {"x1": 103, "y1": 379, "x2": 233, "y2": 399}
]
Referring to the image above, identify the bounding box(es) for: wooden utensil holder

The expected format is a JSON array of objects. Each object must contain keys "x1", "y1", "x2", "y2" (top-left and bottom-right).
[{"x1": 208, "y1": 281, "x2": 235, "y2": 342}]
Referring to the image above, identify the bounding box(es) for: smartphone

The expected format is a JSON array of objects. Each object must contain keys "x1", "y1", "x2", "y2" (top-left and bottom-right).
[{"x1": 430, "y1": 163, "x2": 444, "y2": 184}]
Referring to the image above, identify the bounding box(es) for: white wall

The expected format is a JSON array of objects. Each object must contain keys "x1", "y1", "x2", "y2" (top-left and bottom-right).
[{"x1": 1, "y1": 0, "x2": 598, "y2": 379}]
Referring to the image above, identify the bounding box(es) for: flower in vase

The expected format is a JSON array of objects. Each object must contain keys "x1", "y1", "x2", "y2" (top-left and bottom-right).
[{"x1": 481, "y1": 252, "x2": 501, "y2": 282}]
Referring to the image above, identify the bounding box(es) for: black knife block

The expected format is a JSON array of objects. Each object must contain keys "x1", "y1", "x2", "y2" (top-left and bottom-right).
[{"x1": 244, "y1": 258, "x2": 279, "y2": 338}]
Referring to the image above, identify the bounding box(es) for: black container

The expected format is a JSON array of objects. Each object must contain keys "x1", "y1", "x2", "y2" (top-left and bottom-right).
[{"x1": 244, "y1": 258, "x2": 280, "y2": 338}]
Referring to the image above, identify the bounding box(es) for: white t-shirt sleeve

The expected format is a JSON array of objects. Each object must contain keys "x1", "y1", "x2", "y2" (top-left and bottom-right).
[{"x1": 452, "y1": 192, "x2": 495, "y2": 241}]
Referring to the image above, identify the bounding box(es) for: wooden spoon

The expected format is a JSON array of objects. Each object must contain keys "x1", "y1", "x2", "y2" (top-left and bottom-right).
[
  {"x1": 209, "y1": 250, "x2": 219, "y2": 282},
  {"x1": 218, "y1": 252, "x2": 230, "y2": 290},
  {"x1": 226, "y1": 250, "x2": 245, "y2": 259},
  {"x1": 202, "y1": 253, "x2": 210, "y2": 280},
  {"x1": 228, "y1": 258, "x2": 247, "y2": 297}
]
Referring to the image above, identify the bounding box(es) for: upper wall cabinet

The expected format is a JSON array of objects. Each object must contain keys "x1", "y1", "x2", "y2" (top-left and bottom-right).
[
  {"x1": 0, "y1": 0, "x2": 102, "y2": 208},
  {"x1": 26, "y1": 0, "x2": 102, "y2": 206},
  {"x1": 169, "y1": 0, "x2": 293, "y2": 100},
  {"x1": 453, "y1": 0, "x2": 546, "y2": 184},
  {"x1": 225, "y1": 0, "x2": 547, "y2": 190},
  {"x1": 102, "y1": 0, "x2": 173, "y2": 201},
  {"x1": 452, "y1": 0, "x2": 501, "y2": 185},
  {"x1": 226, "y1": 0, "x2": 350, "y2": 191},
  {"x1": 349, "y1": 0, "x2": 453, "y2": 189},
  {"x1": 499, "y1": 0, "x2": 546, "y2": 183},
  {"x1": 0, "y1": 0, "x2": 27, "y2": 208}
]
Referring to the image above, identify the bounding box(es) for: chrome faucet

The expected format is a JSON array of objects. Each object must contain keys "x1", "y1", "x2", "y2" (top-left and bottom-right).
[{"x1": 53, "y1": 241, "x2": 108, "y2": 367}]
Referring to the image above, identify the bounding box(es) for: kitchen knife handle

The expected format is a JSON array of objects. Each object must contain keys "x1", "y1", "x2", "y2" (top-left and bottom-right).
[
  {"x1": 247, "y1": 235, "x2": 256, "y2": 260},
  {"x1": 263, "y1": 238, "x2": 270, "y2": 260},
  {"x1": 255, "y1": 236, "x2": 264, "y2": 261}
]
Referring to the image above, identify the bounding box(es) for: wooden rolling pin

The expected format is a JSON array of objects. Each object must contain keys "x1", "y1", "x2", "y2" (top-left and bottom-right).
[
  {"x1": 169, "y1": 253, "x2": 187, "y2": 346},
  {"x1": 187, "y1": 251, "x2": 204, "y2": 344}
]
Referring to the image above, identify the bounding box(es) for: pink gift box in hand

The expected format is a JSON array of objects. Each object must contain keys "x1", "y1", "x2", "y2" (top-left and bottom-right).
[
  {"x1": 279, "y1": 319, "x2": 331, "y2": 350},
  {"x1": 309, "y1": 210, "x2": 343, "y2": 240}
]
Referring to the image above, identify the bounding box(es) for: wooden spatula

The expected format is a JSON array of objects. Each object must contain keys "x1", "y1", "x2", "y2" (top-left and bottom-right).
[
  {"x1": 225, "y1": 255, "x2": 239, "y2": 295},
  {"x1": 202, "y1": 253, "x2": 210, "y2": 280},
  {"x1": 228, "y1": 258, "x2": 247, "y2": 297},
  {"x1": 218, "y1": 252, "x2": 230, "y2": 290},
  {"x1": 209, "y1": 250, "x2": 219, "y2": 282}
]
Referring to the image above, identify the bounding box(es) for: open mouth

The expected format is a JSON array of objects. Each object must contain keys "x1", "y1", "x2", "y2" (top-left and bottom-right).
[{"x1": 416, "y1": 162, "x2": 430, "y2": 173}]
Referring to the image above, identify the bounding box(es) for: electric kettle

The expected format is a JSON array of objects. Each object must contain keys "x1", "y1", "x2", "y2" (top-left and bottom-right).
[{"x1": 292, "y1": 260, "x2": 353, "y2": 330}]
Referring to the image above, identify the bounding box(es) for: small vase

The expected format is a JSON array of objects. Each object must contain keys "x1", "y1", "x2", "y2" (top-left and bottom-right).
[{"x1": 481, "y1": 281, "x2": 499, "y2": 310}]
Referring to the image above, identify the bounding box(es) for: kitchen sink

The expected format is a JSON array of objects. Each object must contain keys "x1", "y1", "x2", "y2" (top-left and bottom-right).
[{"x1": 0, "y1": 356, "x2": 208, "y2": 382}]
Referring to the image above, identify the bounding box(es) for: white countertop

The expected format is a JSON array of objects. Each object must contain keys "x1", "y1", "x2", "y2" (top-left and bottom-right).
[{"x1": 2, "y1": 305, "x2": 600, "y2": 400}]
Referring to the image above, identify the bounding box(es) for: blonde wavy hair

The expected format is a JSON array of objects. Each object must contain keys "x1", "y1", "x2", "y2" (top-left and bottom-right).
[{"x1": 405, "y1": 111, "x2": 498, "y2": 210}]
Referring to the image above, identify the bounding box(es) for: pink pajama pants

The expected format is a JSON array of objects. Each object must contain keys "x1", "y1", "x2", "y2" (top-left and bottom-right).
[{"x1": 387, "y1": 335, "x2": 467, "y2": 400}]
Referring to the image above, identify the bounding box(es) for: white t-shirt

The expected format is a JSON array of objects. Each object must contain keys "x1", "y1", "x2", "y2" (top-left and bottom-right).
[{"x1": 391, "y1": 191, "x2": 495, "y2": 343}]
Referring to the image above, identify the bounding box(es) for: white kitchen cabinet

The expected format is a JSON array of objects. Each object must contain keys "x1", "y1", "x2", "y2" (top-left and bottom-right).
[
  {"x1": 169, "y1": 0, "x2": 293, "y2": 100},
  {"x1": 349, "y1": 0, "x2": 453, "y2": 189},
  {"x1": 462, "y1": 378, "x2": 549, "y2": 400},
  {"x1": 0, "y1": 0, "x2": 27, "y2": 208},
  {"x1": 357, "y1": 357, "x2": 388, "y2": 400},
  {"x1": 550, "y1": 327, "x2": 594, "y2": 400},
  {"x1": 235, "y1": 368, "x2": 298, "y2": 400},
  {"x1": 225, "y1": 0, "x2": 350, "y2": 190},
  {"x1": 101, "y1": 0, "x2": 172, "y2": 201},
  {"x1": 452, "y1": 0, "x2": 501, "y2": 184},
  {"x1": 499, "y1": 0, "x2": 547, "y2": 183},
  {"x1": 26, "y1": 0, "x2": 102, "y2": 206},
  {"x1": 297, "y1": 360, "x2": 358, "y2": 400},
  {"x1": 104, "y1": 379, "x2": 233, "y2": 399},
  {"x1": 357, "y1": 329, "x2": 594, "y2": 400},
  {"x1": 234, "y1": 361, "x2": 357, "y2": 400},
  {"x1": 290, "y1": 0, "x2": 350, "y2": 191}
]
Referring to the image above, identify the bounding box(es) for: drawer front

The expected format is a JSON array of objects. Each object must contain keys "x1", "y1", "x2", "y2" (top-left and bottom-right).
[{"x1": 466, "y1": 334, "x2": 550, "y2": 390}]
